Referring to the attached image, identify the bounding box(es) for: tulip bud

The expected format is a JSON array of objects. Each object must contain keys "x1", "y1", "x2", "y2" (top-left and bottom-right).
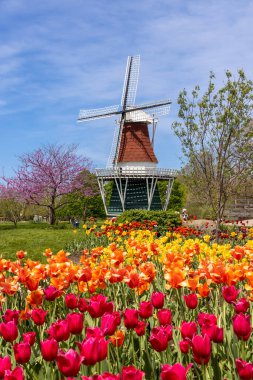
[
  {"x1": 67, "y1": 312, "x2": 84, "y2": 335},
  {"x1": 31, "y1": 309, "x2": 47, "y2": 326},
  {"x1": 0, "y1": 321, "x2": 18, "y2": 342},
  {"x1": 180, "y1": 321, "x2": 197, "y2": 339},
  {"x1": 157, "y1": 309, "x2": 172, "y2": 326},
  {"x1": 123, "y1": 309, "x2": 139, "y2": 329},
  {"x1": 191, "y1": 334, "x2": 212, "y2": 365},
  {"x1": 233, "y1": 314, "x2": 252, "y2": 341},
  {"x1": 184, "y1": 293, "x2": 198, "y2": 309},
  {"x1": 151, "y1": 292, "x2": 165, "y2": 309},
  {"x1": 139, "y1": 302, "x2": 153, "y2": 319},
  {"x1": 23, "y1": 332, "x2": 36, "y2": 346},
  {"x1": 179, "y1": 340, "x2": 190, "y2": 354},
  {"x1": 13, "y1": 342, "x2": 31, "y2": 364},
  {"x1": 65, "y1": 294, "x2": 78, "y2": 309},
  {"x1": 41, "y1": 338, "x2": 58, "y2": 361}
]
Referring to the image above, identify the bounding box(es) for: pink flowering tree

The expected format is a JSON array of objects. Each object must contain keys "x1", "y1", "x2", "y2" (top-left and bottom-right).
[{"x1": 2, "y1": 145, "x2": 94, "y2": 225}]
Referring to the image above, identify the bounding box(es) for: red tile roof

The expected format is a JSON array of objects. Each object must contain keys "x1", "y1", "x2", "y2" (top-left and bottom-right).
[{"x1": 117, "y1": 122, "x2": 158, "y2": 163}]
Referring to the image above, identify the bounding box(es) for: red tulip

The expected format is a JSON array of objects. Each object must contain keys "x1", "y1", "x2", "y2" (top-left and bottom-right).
[
  {"x1": 56, "y1": 349, "x2": 82, "y2": 377},
  {"x1": 212, "y1": 326, "x2": 224, "y2": 343},
  {"x1": 3, "y1": 367, "x2": 24, "y2": 380},
  {"x1": 44, "y1": 286, "x2": 62, "y2": 301},
  {"x1": 47, "y1": 319, "x2": 70, "y2": 342},
  {"x1": 139, "y1": 302, "x2": 153, "y2": 319},
  {"x1": 151, "y1": 292, "x2": 165, "y2": 309},
  {"x1": 191, "y1": 334, "x2": 212, "y2": 364},
  {"x1": 0, "y1": 356, "x2": 11, "y2": 378},
  {"x1": 157, "y1": 309, "x2": 172, "y2": 326},
  {"x1": 22, "y1": 332, "x2": 36, "y2": 346},
  {"x1": 31, "y1": 309, "x2": 47, "y2": 326},
  {"x1": 122, "y1": 366, "x2": 145, "y2": 380},
  {"x1": 123, "y1": 309, "x2": 139, "y2": 329},
  {"x1": 65, "y1": 294, "x2": 78, "y2": 309},
  {"x1": 13, "y1": 342, "x2": 31, "y2": 364},
  {"x1": 161, "y1": 363, "x2": 193, "y2": 380},
  {"x1": 78, "y1": 298, "x2": 88, "y2": 312},
  {"x1": 149, "y1": 326, "x2": 172, "y2": 352},
  {"x1": 135, "y1": 321, "x2": 147, "y2": 336},
  {"x1": 235, "y1": 298, "x2": 250, "y2": 314},
  {"x1": 88, "y1": 295, "x2": 113, "y2": 318},
  {"x1": 77, "y1": 336, "x2": 109, "y2": 365},
  {"x1": 67, "y1": 312, "x2": 84, "y2": 334},
  {"x1": 3, "y1": 310, "x2": 19, "y2": 325},
  {"x1": 101, "y1": 312, "x2": 121, "y2": 336},
  {"x1": 184, "y1": 293, "x2": 198, "y2": 309},
  {"x1": 233, "y1": 314, "x2": 252, "y2": 341},
  {"x1": 40, "y1": 338, "x2": 58, "y2": 361},
  {"x1": 86, "y1": 327, "x2": 104, "y2": 338},
  {"x1": 0, "y1": 321, "x2": 18, "y2": 342},
  {"x1": 222, "y1": 286, "x2": 240, "y2": 304},
  {"x1": 180, "y1": 321, "x2": 197, "y2": 340},
  {"x1": 236, "y1": 358, "x2": 253, "y2": 380},
  {"x1": 179, "y1": 340, "x2": 190, "y2": 354},
  {"x1": 198, "y1": 312, "x2": 217, "y2": 327}
]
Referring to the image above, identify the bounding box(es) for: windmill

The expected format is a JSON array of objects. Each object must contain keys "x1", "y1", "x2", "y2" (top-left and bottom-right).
[{"x1": 78, "y1": 55, "x2": 177, "y2": 216}]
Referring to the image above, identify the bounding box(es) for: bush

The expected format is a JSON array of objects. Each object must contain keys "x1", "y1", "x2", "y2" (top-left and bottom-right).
[{"x1": 116, "y1": 209, "x2": 181, "y2": 234}]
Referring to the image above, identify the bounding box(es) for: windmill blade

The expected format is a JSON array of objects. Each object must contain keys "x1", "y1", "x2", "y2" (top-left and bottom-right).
[
  {"x1": 125, "y1": 99, "x2": 171, "y2": 122},
  {"x1": 121, "y1": 55, "x2": 140, "y2": 109},
  {"x1": 78, "y1": 105, "x2": 121, "y2": 122}
]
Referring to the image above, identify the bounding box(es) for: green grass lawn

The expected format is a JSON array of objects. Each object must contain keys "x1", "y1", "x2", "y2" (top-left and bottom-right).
[{"x1": 0, "y1": 222, "x2": 86, "y2": 262}]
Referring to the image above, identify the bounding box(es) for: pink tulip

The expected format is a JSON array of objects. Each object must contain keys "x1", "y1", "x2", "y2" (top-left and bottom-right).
[
  {"x1": 236, "y1": 358, "x2": 253, "y2": 380},
  {"x1": 222, "y1": 286, "x2": 240, "y2": 304},
  {"x1": 157, "y1": 309, "x2": 172, "y2": 326},
  {"x1": 233, "y1": 314, "x2": 252, "y2": 341},
  {"x1": 31, "y1": 309, "x2": 47, "y2": 326},
  {"x1": 139, "y1": 301, "x2": 153, "y2": 319},
  {"x1": 43, "y1": 286, "x2": 62, "y2": 301},
  {"x1": 179, "y1": 340, "x2": 190, "y2": 354},
  {"x1": 56, "y1": 349, "x2": 82, "y2": 377},
  {"x1": 135, "y1": 321, "x2": 147, "y2": 336},
  {"x1": 13, "y1": 342, "x2": 31, "y2": 364},
  {"x1": 3, "y1": 367, "x2": 24, "y2": 380},
  {"x1": 122, "y1": 366, "x2": 145, "y2": 380},
  {"x1": 78, "y1": 298, "x2": 88, "y2": 312},
  {"x1": 22, "y1": 332, "x2": 36, "y2": 346},
  {"x1": 3, "y1": 310, "x2": 19, "y2": 325},
  {"x1": 0, "y1": 321, "x2": 18, "y2": 342},
  {"x1": 149, "y1": 326, "x2": 172, "y2": 352},
  {"x1": 123, "y1": 309, "x2": 139, "y2": 329},
  {"x1": 235, "y1": 298, "x2": 250, "y2": 314},
  {"x1": 0, "y1": 356, "x2": 11, "y2": 378},
  {"x1": 65, "y1": 294, "x2": 78, "y2": 309},
  {"x1": 87, "y1": 295, "x2": 113, "y2": 318},
  {"x1": 151, "y1": 292, "x2": 165, "y2": 309},
  {"x1": 161, "y1": 363, "x2": 193, "y2": 380},
  {"x1": 47, "y1": 319, "x2": 70, "y2": 342},
  {"x1": 101, "y1": 312, "x2": 121, "y2": 336},
  {"x1": 67, "y1": 312, "x2": 84, "y2": 334},
  {"x1": 191, "y1": 334, "x2": 212, "y2": 364},
  {"x1": 40, "y1": 338, "x2": 58, "y2": 361},
  {"x1": 184, "y1": 293, "x2": 198, "y2": 309},
  {"x1": 180, "y1": 321, "x2": 197, "y2": 339},
  {"x1": 77, "y1": 336, "x2": 109, "y2": 365}
]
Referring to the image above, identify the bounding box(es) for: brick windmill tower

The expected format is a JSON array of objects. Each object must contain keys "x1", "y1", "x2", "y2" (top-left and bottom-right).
[{"x1": 78, "y1": 56, "x2": 177, "y2": 216}]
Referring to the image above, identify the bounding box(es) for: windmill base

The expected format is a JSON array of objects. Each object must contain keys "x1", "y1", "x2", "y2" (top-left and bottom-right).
[{"x1": 108, "y1": 179, "x2": 162, "y2": 215}]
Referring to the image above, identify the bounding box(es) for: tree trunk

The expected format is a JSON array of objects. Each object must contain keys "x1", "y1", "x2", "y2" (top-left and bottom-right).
[{"x1": 49, "y1": 207, "x2": 56, "y2": 225}]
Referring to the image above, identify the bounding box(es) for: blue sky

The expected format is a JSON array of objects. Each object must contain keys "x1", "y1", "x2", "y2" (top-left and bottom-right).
[{"x1": 1, "y1": 0, "x2": 253, "y2": 176}]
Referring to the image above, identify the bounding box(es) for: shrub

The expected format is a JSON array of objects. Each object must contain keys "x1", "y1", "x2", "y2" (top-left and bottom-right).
[{"x1": 116, "y1": 210, "x2": 181, "y2": 234}]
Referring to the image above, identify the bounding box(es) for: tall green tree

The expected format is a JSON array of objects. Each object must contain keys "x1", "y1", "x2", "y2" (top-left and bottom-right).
[{"x1": 172, "y1": 70, "x2": 253, "y2": 235}]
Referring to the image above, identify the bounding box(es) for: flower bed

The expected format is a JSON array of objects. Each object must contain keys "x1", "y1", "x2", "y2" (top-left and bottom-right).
[{"x1": 0, "y1": 229, "x2": 253, "y2": 379}]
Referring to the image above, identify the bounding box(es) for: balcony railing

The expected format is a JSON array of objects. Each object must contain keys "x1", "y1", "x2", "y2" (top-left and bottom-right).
[{"x1": 95, "y1": 167, "x2": 178, "y2": 179}]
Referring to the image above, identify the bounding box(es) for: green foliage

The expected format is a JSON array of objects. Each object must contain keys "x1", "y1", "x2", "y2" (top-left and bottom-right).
[
  {"x1": 172, "y1": 70, "x2": 253, "y2": 228},
  {"x1": 116, "y1": 209, "x2": 181, "y2": 233},
  {"x1": 158, "y1": 179, "x2": 186, "y2": 211},
  {"x1": 0, "y1": 198, "x2": 23, "y2": 226},
  {"x1": 57, "y1": 193, "x2": 105, "y2": 220}
]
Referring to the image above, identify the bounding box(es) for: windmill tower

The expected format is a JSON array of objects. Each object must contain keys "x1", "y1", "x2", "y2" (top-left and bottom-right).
[{"x1": 78, "y1": 56, "x2": 177, "y2": 216}]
